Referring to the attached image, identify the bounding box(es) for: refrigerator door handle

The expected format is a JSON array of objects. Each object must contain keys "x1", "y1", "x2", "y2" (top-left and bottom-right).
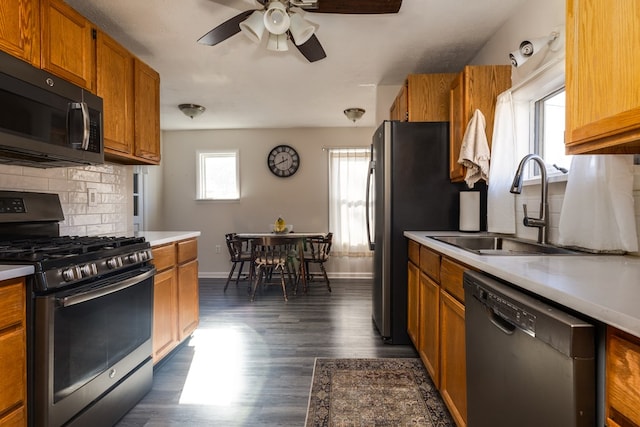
[{"x1": 366, "y1": 159, "x2": 375, "y2": 251}]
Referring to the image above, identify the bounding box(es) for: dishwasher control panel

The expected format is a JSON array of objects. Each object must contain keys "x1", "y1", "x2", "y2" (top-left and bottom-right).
[{"x1": 468, "y1": 281, "x2": 537, "y2": 336}]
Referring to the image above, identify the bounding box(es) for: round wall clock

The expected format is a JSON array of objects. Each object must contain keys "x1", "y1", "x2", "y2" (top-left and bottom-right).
[{"x1": 267, "y1": 144, "x2": 300, "y2": 177}]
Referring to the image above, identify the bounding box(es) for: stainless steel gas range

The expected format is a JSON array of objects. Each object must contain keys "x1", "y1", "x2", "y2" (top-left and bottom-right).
[{"x1": 0, "y1": 191, "x2": 155, "y2": 427}]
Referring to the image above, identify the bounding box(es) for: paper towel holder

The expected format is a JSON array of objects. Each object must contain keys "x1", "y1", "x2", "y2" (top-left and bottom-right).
[{"x1": 459, "y1": 191, "x2": 481, "y2": 232}]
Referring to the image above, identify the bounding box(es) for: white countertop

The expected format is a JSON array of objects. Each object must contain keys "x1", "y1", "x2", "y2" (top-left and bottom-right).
[
  {"x1": 405, "y1": 231, "x2": 640, "y2": 337},
  {"x1": 135, "y1": 231, "x2": 201, "y2": 247},
  {"x1": 0, "y1": 265, "x2": 34, "y2": 281}
]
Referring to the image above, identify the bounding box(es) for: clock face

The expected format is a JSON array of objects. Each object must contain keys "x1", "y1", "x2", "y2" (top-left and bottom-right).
[{"x1": 267, "y1": 144, "x2": 300, "y2": 177}]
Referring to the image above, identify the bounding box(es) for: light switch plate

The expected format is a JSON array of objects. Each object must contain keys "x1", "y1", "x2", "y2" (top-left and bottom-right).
[{"x1": 88, "y1": 188, "x2": 98, "y2": 207}]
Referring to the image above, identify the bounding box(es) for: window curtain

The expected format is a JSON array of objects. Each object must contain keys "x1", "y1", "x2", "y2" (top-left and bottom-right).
[
  {"x1": 558, "y1": 155, "x2": 638, "y2": 253},
  {"x1": 328, "y1": 148, "x2": 372, "y2": 257}
]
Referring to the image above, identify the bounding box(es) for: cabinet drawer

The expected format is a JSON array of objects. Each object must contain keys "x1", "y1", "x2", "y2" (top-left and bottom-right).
[
  {"x1": 440, "y1": 257, "x2": 468, "y2": 303},
  {"x1": 177, "y1": 238, "x2": 198, "y2": 264},
  {"x1": 0, "y1": 279, "x2": 24, "y2": 331},
  {"x1": 152, "y1": 244, "x2": 176, "y2": 272},
  {"x1": 420, "y1": 246, "x2": 441, "y2": 283},
  {"x1": 607, "y1": 328, "x2": 640, "y2": 426},
  {"x1": 408, "y1": 240, "x2": 420, "y2": 265}
]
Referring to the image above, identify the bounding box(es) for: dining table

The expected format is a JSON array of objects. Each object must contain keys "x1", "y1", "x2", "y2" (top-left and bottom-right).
[{"x1": 235, "y1": 232, "x2": 328, "y2": 294}]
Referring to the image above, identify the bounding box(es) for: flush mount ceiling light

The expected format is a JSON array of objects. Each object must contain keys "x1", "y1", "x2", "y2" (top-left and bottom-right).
[
  {"x1": 179, "y1": 104, "x2": 206, "y2": 119},
  {"x1": 344, "y1": 108, "x2": 365, "y2": 123}
]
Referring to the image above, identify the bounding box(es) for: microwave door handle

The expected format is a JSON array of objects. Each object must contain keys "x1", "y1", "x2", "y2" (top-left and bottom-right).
[
  {"x1": 80, "y1": 101, "x2": 90, "y2": 150},
  {"x1": 69, "y1": 102, "x2": 91, "y2": 150}
]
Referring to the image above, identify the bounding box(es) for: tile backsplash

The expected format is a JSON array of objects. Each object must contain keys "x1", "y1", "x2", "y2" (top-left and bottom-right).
[{"x1": 0, "y1": 163, "x2": 133, "y2": 236}]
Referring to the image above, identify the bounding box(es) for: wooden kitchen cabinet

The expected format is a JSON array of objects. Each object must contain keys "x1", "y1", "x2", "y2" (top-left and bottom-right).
[
  {"x1": 133, "y1": 59, "x2": 161, "y2": 164},
  {"x1": 0, "y1": 278, "x2": 27, "y2": 427},
  {"x1": 565, "y1": 0, "x2": 640, "y2": 154},
  {"x1": 407, "y1": 239, "x2": 471, "y2": 426},
  {"x1": 606, "y1": 327, "x2": 640, "y2": 427},
  {"x1": 407, "y1": 260, "x2": 419, "y2": 345},
  {"x1": 96, "y1": 30, "x2": 135, "y2": 157},
  {"x1": 151, "y1": 238, "x2": 199, "y2": 364},
  {"x1": 419, "y1": 270, "x2": 440, "y2": 387},
  {"x1": 440, "y1": 289, "x2": 467, "y2": 427},
  {"x1": 177, "y1": 239, "x2": 199, "y2": 341},
  {"x1": 449, "y1": 65, "x2": 511, "y2": 182},
  {"x1": 40, "y1": 0, "x2": 95, "y2": 91},
  {"x1": 0, "y1": 0, "x2": 40, "y2": 66},
  {"x1": 390, "y1": 74, "x2": 457, "y2": 122}
]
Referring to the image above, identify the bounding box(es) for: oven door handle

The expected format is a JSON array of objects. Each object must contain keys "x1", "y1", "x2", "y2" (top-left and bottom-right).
[{"x1": 57, "y1": 267, "x2": 156, "y2": 307}]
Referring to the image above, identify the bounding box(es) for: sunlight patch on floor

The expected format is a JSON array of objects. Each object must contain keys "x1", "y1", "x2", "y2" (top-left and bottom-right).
[{"x1": 179, "y1": 327, "x2": 247, "y2": 406}]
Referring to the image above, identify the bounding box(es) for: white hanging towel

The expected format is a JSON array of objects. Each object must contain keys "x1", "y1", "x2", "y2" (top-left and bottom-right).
[
  {"x1": 558, "y1": 155, "x2": 638, "y2": 253},
  {"x1": 487, "y1": 91, "x2": 517, "y2": 234},
  {"x1": 458, "y1": 109, "x2": 490, "y2": 188}
]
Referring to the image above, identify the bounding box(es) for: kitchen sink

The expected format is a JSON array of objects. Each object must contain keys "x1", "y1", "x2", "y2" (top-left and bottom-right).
[{"x1": 428, "y1": 235, "x2": 584, "y2": 255}]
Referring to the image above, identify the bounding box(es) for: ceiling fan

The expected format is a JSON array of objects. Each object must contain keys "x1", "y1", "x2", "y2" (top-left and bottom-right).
[{"x1": 197, "y1": 0, "x2": 403, "y2": 62}]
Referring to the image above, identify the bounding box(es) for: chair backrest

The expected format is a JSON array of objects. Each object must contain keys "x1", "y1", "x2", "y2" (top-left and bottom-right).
[
  {"x1": 252, "y1": 236, "x2": 296, "y2": 266},
  {"x1": 225, "y1": 233, "x2": 251, "y2": 261},
  {"x1": 307, "y1": 232, "x2": 332, "y2": 261}
]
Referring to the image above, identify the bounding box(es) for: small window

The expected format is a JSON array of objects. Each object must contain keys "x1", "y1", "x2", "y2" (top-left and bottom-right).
[
  {"x1": 532, "y1": 88, "x2": 571, "y2": 177},
  {"x1": 196, "y1": 150, "x2": 240, "y2": 200}
]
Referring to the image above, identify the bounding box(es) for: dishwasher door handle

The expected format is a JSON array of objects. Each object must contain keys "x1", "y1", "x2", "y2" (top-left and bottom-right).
[{"x1": 486, "y1": 307, "x2": 516, "y2": 335}]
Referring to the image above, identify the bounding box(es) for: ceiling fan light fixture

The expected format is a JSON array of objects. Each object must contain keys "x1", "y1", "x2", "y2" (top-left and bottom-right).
[
  {"x1": 266, "y1": 33, "x2": 289, "y2": 51},
  {"x1": 289, "y1": 13, "x2": 315, "y2": 45},
  {"x1": 263, "y1": 1, "x2": 290, "y2": 35},
  {"x1": 344, "y1": 107, "x2": 365, "y2": 123},
  {"x1": 239, "y1": 10, "x2": 265, "y2": 43},
  {"x1": 179, "y1": 103, "x2": 206, "y2": 119}
]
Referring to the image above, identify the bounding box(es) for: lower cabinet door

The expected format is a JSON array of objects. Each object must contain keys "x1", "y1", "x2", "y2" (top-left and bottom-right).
[
  {"x1": 178, "y1": 259, "x2": 199, "y2": 341},
  {"x1": 440, "y1": 290, "x2": 467, "y2": 427},
  {"x1": 152, "y1": 268, "x2": 178, "y2": 363},
  {"x1": 418, "y1": 271, "x2": 440, "y2": 387}
]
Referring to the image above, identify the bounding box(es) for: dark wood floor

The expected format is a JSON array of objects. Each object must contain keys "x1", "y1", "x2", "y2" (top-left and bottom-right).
[{"x1": 116, "y1": 277, "x2": 418, "y2": 426}]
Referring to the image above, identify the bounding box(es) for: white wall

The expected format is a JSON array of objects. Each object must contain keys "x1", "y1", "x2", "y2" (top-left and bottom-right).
[{"x1": 159, "y1": 127, "x2": 375, "y2": 277}]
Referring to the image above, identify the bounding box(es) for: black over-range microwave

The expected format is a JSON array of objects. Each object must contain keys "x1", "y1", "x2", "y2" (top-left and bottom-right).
[{"x1": 0, "y1": 50, "x2": 103, "y2": 168}]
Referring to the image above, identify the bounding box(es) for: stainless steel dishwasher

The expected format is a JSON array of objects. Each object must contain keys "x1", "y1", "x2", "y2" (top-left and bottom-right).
[{"x1": 463, "y1": 271, "x2": 596, "y2": 427}]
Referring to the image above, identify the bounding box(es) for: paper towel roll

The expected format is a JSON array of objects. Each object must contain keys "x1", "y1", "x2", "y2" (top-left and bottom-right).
[{"x1": 459, "y1": 191, "x2": 480, "y2": 232}]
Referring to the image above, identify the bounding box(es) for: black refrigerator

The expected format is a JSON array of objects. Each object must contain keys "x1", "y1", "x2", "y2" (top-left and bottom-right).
[{"x1": 366, "y1": 120, "x2": 484, "y2": 344}]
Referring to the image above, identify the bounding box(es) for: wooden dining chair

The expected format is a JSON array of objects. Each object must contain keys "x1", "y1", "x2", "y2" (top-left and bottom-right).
[
  {"x1": 224, "y1": 233, "x2": 254, "y2": 292},
  {"x1": 298, "y1": 232, "x2": 332, "y2": 293},
  {"x1": 250, "y1": 236, "x2": 296, "y2": 302}
]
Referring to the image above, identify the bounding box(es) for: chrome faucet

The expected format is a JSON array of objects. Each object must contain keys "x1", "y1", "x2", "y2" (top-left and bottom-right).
[{"x1": 510, "y1": 154, "x2": 549, "y2": 244}]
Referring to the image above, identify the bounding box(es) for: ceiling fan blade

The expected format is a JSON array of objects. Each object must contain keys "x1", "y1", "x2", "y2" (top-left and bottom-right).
[
  {"x1": 310, "y1": 0, "x2": 402, "y2": 14},
  {"x1": 197, "y1": 9, "x2": 256, "y2": 46},
  {"x1": 293, "y1": 33, "x2": 326, "y2": 62}
]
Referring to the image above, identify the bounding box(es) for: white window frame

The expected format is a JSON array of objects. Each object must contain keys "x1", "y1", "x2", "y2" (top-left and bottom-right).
[
  {"x1": 196, "y1": 150, "x2": 240, "y2": 201},
  {"x1": 512, "y1": 57, "x2": 570, "y2": 184}
]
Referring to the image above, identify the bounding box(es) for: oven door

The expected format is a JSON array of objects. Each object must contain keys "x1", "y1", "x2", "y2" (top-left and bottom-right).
[{"x1": 33, "y1": 265, "x2": 155, "y2": 427}]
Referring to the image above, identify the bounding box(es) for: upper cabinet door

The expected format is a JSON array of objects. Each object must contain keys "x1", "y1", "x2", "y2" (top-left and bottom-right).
[
  {"x1": 134, "y1": 59, "x2": 161, "y2": 163},
  {"x1": 0, "y1": 0, "x2": 40, "y2": 66},
  {"x1": 40, "y1": 0, "x2": 95, "y2": 91},
  {"x1": 96, "y1": 31, "x2": 134, "y2": 156},
  {"x1": 565, "y1": 0, "x2": 640, "y2": 154}
]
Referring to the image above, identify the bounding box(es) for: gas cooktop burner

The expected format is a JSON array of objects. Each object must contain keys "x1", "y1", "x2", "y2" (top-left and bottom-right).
[{"x1": 0, "y1": 235, "x2": 146, "y2": 262}]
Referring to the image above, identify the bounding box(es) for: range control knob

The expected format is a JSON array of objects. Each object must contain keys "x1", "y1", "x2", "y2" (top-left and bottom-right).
[
  {"x1": 127, "y1": 252, "x2": 139, "y2": 264},
  {"x1": 106, "y1": 257, "x2": 122, "y2": 269},
  {"x1": 80, "y1": 263, "x2": 97, "y2": 278},
  {"x1": 62, "y1": 268, "x2": 76, "y2": 282}
]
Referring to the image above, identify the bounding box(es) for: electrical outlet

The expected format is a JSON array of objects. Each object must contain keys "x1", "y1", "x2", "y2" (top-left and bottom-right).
[
  {"x1": 215, "y1": 245, "x2": 221, "y2": 254},
  {"x1": 87, "y1": 188, "x2": 98, "y2": 207}
]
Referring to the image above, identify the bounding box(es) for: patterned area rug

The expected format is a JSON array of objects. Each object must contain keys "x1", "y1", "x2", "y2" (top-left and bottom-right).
[{"x1": 305, "y1": 358, "x2": 454, "y2": 427}]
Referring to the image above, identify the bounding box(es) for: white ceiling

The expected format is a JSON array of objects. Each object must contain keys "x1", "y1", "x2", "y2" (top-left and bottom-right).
[{"x1": 64, "y1": 0, "x2": 525, "y2": 130}]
